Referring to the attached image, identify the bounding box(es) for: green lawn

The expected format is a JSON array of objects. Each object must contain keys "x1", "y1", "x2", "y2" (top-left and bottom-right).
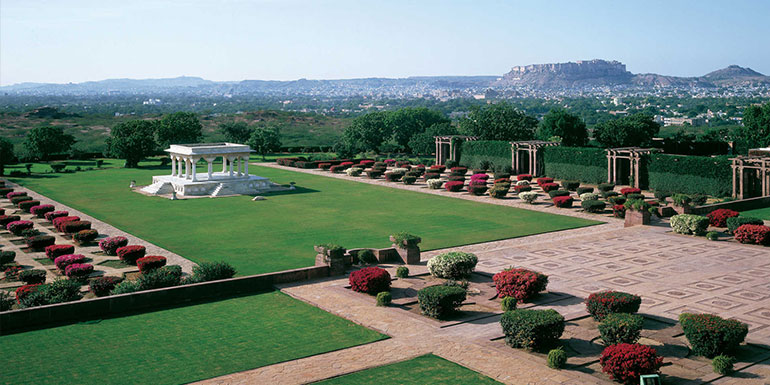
[
  {"x1": 314, "y1": 354, "x2": 502, "y2": 384},
  {"x1": 742, "y1": 207, "x2": 770, "y2": 221},
  {"x1": 0, "y1": 291, "x2": 386, "y2": 385},
  {"x1": 9, "y1": 160, "x2": 600, "y2": 275}
]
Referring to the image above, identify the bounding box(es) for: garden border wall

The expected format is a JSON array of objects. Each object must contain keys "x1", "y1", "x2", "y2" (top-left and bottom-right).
[
  {"x1": 0, "y1": 265, "x2": 329, "y2": 335},
  {"x1": 690, "y1": 196, "x2": 770, "y2": 215}
]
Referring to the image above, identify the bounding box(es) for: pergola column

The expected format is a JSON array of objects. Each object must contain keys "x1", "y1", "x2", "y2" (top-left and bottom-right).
[{"x1": 607, "y1": 152, "x2": 612, "y2": 183}]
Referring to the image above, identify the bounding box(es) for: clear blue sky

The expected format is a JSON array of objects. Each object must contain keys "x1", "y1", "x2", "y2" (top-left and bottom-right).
[{"x1": 1, "y1": 0, "x2": 768, "y2": 85}]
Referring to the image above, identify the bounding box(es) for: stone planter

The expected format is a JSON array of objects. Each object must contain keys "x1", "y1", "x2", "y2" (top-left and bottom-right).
[
  {"x1": 624, "y1": 210, "x2": 651, "y2": 227},
  {"x1": 389, "y1": 235, "x2": 421, "y2": 265},
  {"x1": 314, "y1": 245, "x2": 347, "y2": 275}
]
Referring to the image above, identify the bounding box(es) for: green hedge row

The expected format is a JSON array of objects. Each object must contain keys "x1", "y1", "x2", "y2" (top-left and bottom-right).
[
  {"x1": 648, "y1": 154, "x2": 732, "y2": 197},
  {"x1": 543, "y1": 147, "x2": 607, "y2": 184},
  {"x1": 458, "y1": 140, "x2": 511, "y2": 170}
]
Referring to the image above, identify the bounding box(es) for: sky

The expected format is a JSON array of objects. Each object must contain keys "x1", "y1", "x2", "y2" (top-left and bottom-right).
[{"x1": 1, "y1": 0, "x2": 769, "y2": 86}]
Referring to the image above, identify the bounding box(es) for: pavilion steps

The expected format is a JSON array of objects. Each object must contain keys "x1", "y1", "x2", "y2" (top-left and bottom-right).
[
  {"x1": 141, "y1": 181, "x2": 173, "y2": 195},
  {"x1": 210, "y1": 183, "x2": 236, "y2": 197}
]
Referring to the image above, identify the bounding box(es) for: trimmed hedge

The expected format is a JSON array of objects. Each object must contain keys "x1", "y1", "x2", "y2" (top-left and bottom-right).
[
  {"x1": 670, "y1": 214, "x2": 709, "y2": 235},
  {"x1": 734, "y1": 224, "x2": 770, "y2": 245},
  {"x1": 586, "y1": 291, "x2": 641, "y2": 320},
  {"x1": 417, "y1": 285, "x2": 467, "y2": 319},
  {"x1": 726, "y1": 216, "x2": 764, "y2": 234},
  {"x1": 648, "y1": 154, "x2": 732, "y2": 197},
  {"x1": 137, "y1": 255, "x2": 168, "y2": 273},
  {"x1": 116, "y1": 245, "x2": 146, "y2": 264},
  {"x1": 349, "y1": 267, "x2": 391, "y2": 294},
  {"x1": 599, "y1": 313, "x2": 644, "y2": 345},
  {"x1": 427, "y1": 252, "x2": 478, "y2": 279},
  {"x1": 679, "y1": 313, "x2": 748, "y2": 357},
  {"x1": 500, "y1": 309, "x2": 565, "y2": 349},
  {"x1": 543, "y1": 147, "x2": 607, "y2": 184},
  {"x1": 458, "y1": 140, "x2": 511, "y2": 171}
]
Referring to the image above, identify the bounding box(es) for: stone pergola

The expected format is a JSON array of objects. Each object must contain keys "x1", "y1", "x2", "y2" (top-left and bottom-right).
[
  {"x1": 731, "y1": 149, "x2": 770, "y2": 199},
  {"x1": 434, "y1": 136, "x2": 478, "y2": 166},
  {"x1": 511, "y1": 140, "x2": 559, "y2": 176},
  {"x1": 606, "y1": 147, "x2": 656, "y2": 188}
]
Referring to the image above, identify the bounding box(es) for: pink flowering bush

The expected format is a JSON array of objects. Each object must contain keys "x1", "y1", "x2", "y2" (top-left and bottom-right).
[
  {"x1": 99, "y1": 236, "x2": 129, "y2": 255},
  {"x1": 7, "y1": 220, "x2": 34, "y2": 235},
  {"x1": 55, "y1": 254, "x2": 87, "y2": 271},
  {"x1": 45, "y1": 211, "x2": 69, "y2": 221},
  {"x1": 65, "y1": 263, "x2": 94, "y2": 280},
  {"x1": 30, "y1": 204, "x2": 55, "y2": 218},
  {"x1": 53, "y1": 216, "x2": 80, "y2": 232}
]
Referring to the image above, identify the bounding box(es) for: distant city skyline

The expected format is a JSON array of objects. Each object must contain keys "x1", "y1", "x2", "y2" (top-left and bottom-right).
[{"x1": 1, "y1": 0, "x2": 769, "y2": 86}]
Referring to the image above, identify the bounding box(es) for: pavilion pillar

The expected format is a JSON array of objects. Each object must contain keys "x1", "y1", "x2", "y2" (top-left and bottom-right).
[
  {"x1": 222, "y1": 156, "x2": 228, "y2": 173},
  {"x1": 738, "y1": 164, "x2": 744, "y2": 200},
  {"x1": 435, "y1": 141, "x2": 439, "y2": 165},
  {"x1": 171, "y1": 156, "x2": 176, "y2": 176},
  {"x1": 238, "y1": 156, "x2": 243, "y2": 176},
  {"x1": 244, "y1": 157, "x2": 249, "y2": 176},
  {"x1": 183, "y1": 158, "x2": 190, "y2": 180},
  {"x1": 731, "y1": 162, "x2": 737, "y2": 198},
  {"x1": 511, "y1": 144, "x2": 517, "y2": 174},
  {"x1": 607, "y1": 152, "x2": 612, "y2": 183},
  {"x1": 191, "y1": 158, "x2": 198, "y2": 182},
  {"x1": 612, "y1": 156, "x2": 618, "y2": 184},
  {"x1": 228, "y1": 157, "x2": 234, "y2": 177},
  {"x1": 205, "y1": 157, "x2": 215, "y2": 180}
]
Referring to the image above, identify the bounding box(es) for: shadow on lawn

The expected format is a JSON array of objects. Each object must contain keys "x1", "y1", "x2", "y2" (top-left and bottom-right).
[{"x1": 266, "y1": 186, "x2": 320, "y2": 196}]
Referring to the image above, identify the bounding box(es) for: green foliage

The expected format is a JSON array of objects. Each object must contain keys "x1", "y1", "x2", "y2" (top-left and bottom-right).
[
  {"x1": 375, "y1": 291, "x2": 392, "y2": 307},
  {"x1": 623, "y1": 199, "x2": 651, "y2": 212},
  {"x1": 679, "y1": 313, "x2": 748, "y2": 357},
  {"x1": 670, "y1": 214, "x2": 710, "y2": 235},
  {"x1": 110, "y1": 279, "x2": 143, "y2": 295},
  {"x1": 458, "y1": 140, "x2": 511, "y2": 170},
  {"x1": 248, "y1": 126, "x2": 282, "y2": 160},
  {"x1": 23, "y1": 126, "x2": 76, "y2": 161},
  {"x1": 672, "y1": 193, "x2": 693, "y2": 207},
  {"x1": 547, "y1": 347, "x2": 567, "y2": 369},
  {"x1": 712, "y1": 354, "x2": 736, "y2": 375},
  {"x1": 339, "y1": 111, "x2": 389, "y2": 154},
  {"x1": 408, "y1": 122, "x2": 459, "y2": 155},
  {"x1": 139, "y1": 265, "x2": 183, "y2": 290},
  {"x1": 543, "y1": 147, "x2": 607, "y2": 184},
  {"x1": 0, "y1": 137, "x2": 15, "y2": 175},
  {"x1": 489, "y1": 184, "x2": 509, "y2": 198},
  {"x1": 459, "y1": 102, "x2": 537, "y2": 141},
  {"x1": 0, "y1": 290, "x2": 14, "y2": 311},
  {"x1": 106, "y1": 120, "x2": 158, "y2": 168},
  {"x1": 156, "y1": 112, "x2": 203, "y2": 149},
  {"x1": 537, "y1": 108, "x2": 588, "y2": 147},
  {"x1": 357, "y1": 249, "x2": 377, "y2": 265},
  {"x1": 598, "y1": 313, "x2": 644, "y2": 345},
  {"x1": 40, "y1": 278, "x2": 83, "y2": 304},
  {"x1": 593, "y1": 113, "x2": 660, "y2": 148},
  {"x1": 581, "y1": 200, "x2": 606, "y2": 213},
  {"x1": 0, "y1": 250, "x2": 16, "y2": 266},
  {"x1": 736, "y1": 102, "x2": 770, "y2": 147},
  {"x1": 395, "y1": 266, "x2": 409, "y2": 278},
  {"x1": 219, "y1": 121, "x2": 252, "y2": 143},
  {"x1": 501, "y1": 296, "x2": 517, "y2": 312},
  {"x1": 648, "y1": 154, "x2": 732, "y2": 197},
  {"x1": 417, "y1": 285, "x2": 467, "y2": 319},
  {"x1": 387, "y1": 108, "x2": 450, "y2": 152},
  {"x1": 500, "y1": 309, "x2": 565, "y2": 350},
  {"x1": 726, "y1": 216, "x2": 764, "y2": 233},
  {"x1": 427, "y1": 251, "x2": 478, "y2": 279},
  {"x1": 391, "y1": 232, "x2": 421, "y2": 248},
  {"x1": 19, "y1": 269, "x2": 47, "y2": 284},
  {"x1": 706, "y1": 231, "x2": 719, "y2": 241},
  {"x1": 191, "y1": 261, "x2": 237, "y2": 282}
]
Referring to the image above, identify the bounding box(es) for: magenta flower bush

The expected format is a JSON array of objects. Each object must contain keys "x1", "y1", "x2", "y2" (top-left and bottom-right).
[
  {"x1": 6, "y1": 191, "x2": 26, "y2": 200},
  {"x1": 7, "y1": 220, "x2": 34, "y2": 235},
  {"x1": 30, "y1": 204, "x2": 55, "y2": 218},
  {"x1": 45, "y1": 211, "x2": 69, "y2": 221},
  {"x1": 55, "y1": 254, "x2": 87, "y2": 271},
  {"x1": 65, "y1": 263, "x2": 94, "y2": 280},
  {"x1": 99, "y1": 236, "x2": 129, "y2": 255}
]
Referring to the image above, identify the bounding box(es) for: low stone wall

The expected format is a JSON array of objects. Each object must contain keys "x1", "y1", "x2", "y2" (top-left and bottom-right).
[
  {"x1": 0, "y1": 265, "x2": 329, "y2": 335},
  {"x1": 690, "y1": 196, "x2": 770, "y2": 215}
]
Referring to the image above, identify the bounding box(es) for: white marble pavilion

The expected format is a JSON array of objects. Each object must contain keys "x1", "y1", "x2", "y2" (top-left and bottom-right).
[{"x1": 140, "y1": 143, "x2": 277, "y2": 197}]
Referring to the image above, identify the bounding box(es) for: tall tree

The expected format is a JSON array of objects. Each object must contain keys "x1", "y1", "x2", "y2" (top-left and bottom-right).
[
  {"x1": 156, "y1": 112, "x2": 203, "y2": 149},
  {"x1": 23, "y1": 126, "x2": 75, "y2": 161},
  {"x1": 459, "y1": 102, "x2": 538, "y2": 141},
  {"x1": 593, "y1": 113, "x2": 660, "y2": 148},
  {"x1": 219, "y1": 121, "x2": 253, "y2": 144},
  {"x1": 339, "y1": 111, "x2": 389, "y2": 153},
  {"x1": 739, "y1": 102, "x2": 770, "y2": 147},
  {"x1": 248, "y1": 126, "x2": 282, "y2": 160},
  {"x1": 407, "y1": 122, "x2": 459, "y2": 155},
  {"x1": 106, "y1": 120, "x2": 158, "y2": 168},
  {"x1": 536, "y1": 108, "x2": 588, "y2": 147},
  {"x1": 0, "y1": 137, "x2": 15, "y2": 175},
  {"x1": 386, "y1": 108, "x2": 449, "y2": 152}
]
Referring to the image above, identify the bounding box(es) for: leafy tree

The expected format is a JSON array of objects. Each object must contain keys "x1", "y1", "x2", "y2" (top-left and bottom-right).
[
  {"x1": 248, "y1": 126, "x2": 281, "y2": 160},
  {"x1": 106, "y1": 120, "x2": 158, "y2": 168},
  {"x1": 408, "y1": 122, "x2": 459, "y2": 155},
  {"x1": 219, "y1": 121, "x2": 252, "y2": 144},
  {"x1": 23, "y1": 126, "x2": 75, "y2": 161},
  {"x1": 459, "y1": 102, "x2": 538, "y2": 141},
  {"x1": 738, "y1": 102, "x2": 770, "y2": 147},
  {"x1": 537, "y1": 108, "x2": 588, "y2": 147},
  {"x1": 339, "y1": 111, "x2": 389, "y2": 153},
  {"x1": 156, "y1": 112, "x2": 203, "y2": 149},
  {"x1": 593, "y1": 113, "x2": 660, "y2": 148},
  {"x1": 0, "y1": 137, "x2": 15, "y2": 175},
  {"x1": 386, "y1": 108, "x2": 449, "y2": 152}
]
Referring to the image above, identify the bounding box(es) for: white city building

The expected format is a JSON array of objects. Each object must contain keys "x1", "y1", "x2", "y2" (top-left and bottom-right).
[{"x1": 140, "y1": 143, "x2": 279, "y2": 197}]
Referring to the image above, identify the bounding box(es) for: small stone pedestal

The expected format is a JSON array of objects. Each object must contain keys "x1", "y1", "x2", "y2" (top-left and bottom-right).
[
  {"x1": 624, "y1": 210, "x2": 651, "y2": 227},
  {"x1": 389, "y1": 235, "x2": 421, "y2": 265},
  {"x1": 314, "y1": 246, "x2": 346, "y2": 276}
]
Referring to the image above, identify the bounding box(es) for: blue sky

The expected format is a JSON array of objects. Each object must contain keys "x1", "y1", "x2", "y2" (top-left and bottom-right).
[{"x1": 1, "y1": 0, "x2": 768, "y2": 85}]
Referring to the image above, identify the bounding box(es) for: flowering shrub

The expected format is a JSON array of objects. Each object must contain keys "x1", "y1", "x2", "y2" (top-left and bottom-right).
[
  {"x1": 329, "y1": 165, "x2": 345, "y2": 173},
  {"x1": 0, "y1": 215, "x2": 21, "y2": 227},
  {"x1": 613, "y1": 204, "x2": 626, "y2": 218},
  {"x1": 726, "y1": 216, "x2": 764, "y2": 233},
  {"x1": 600, "y1": 344, "x2": 663, "y2": 384},
  {"x1": 29, "y1": 204, "x2": 55, "y2": 218},
  {"x1": 493, "y1": 268, "x2": 548, "y2": 301},
  {"x1": 53, "y1": 216, "x2": 80, "y2": 232},
  {"x1": 424, "y1": 172, "x2": 441, "y2": 180},
  {"x1": 345, "y1": 167, "x2": 363, "y2": 177},
  {"x1": 137, "y1": 256, "x2": 167, "y2": 273},
  {"x1": 493, "y1": 178, "x2": 509, "y2": 184},
  {"x1": 429, "y1": 165, "x2": 446, "y2": 172},
  {"x1": 427, "y1": 179, "x2": 444, "y2": 189},
  {"x1": 89, "y1": 276, "x2": 123, "y2": 297},
  {"x1": 418, "y1": 285, "x2": 466, "y2": 319},
  {"x1": 6, "y1": 191, "x2": 26, "y2": 199},
  {"x1": 517, "y1": 174, "x2": 532, "y2": 181},
  {"x1": 500, "y1": 309, "x2": 564, "y2": 349},
  {"x1": 552, "y1": 196, "x2": 574, "y2": 208},
  {"x1": 706, "y1": 209, "x2": 740, "y2": 227},
  {"x1": 318, "y1": 163, "x2": 332, "y2": 170},
  {"x1": 518, "y1": 191, "x2": 538, "y2": 203},
  {"x1": 449, "y1": 167, "x2": 467, "y2": 175},
  {"x1": 73, "y1": 229, "x2": 98, "y2": 244},
  {"x1": 536, "y1": 177, "x2": 554, "y2": 186},
  {"x1": 427, "y1": 252, "x2": 478, "y2": 279},
  {"x1": 65, "y1": 263, "x2": 94, "y2": 280},
  {"x1": 10, "y1": 195, "x2": 32, "y2": 205},
  {"x1": 384, "y1": 172, "x2": 402, "y2": 182},
  {"x1": 586, "y1": 291, "x2": 642, "y2": 320},
  {"x1": 599, "y1": 313, "x2": 644, "y2": 345},
  {"x1": 18, "y1": 200, "x2": 41, "y2": 212},
  {"x1": 116, "y1": 245, "x2": 146, "y2": 264},
  {"x1": 340, "y1": 161, "x2": 354, "y2": 167},
  {"x1": 670, "y1": 214, "x2": 710, "y2": 236},
  {"x1": 349, "y1": 267, "x2": 391, "y2": 294},
  {"x1": 513, "y1": 184, "x2": 532, "y2": 193},
  {"x1": 470, "y1": 173, "x2": 489, "y2": 182},
  {"x1": 62, "y1": 220, "x2": 91, "y2": 234},
  {"x1": 580, "y1": 192, "x2": 600, "y2": 201},
  {"x1": 45, "y1": 210, "x2": 69, "y2": 221},
  {"x1": 733, "y1": 224, "x2": 770, "y2": 245},
  {"x1": 540, "y1": 182, "x2": 559, "y2": 192},
  {"x1": 467, "y1": 182, "x2": 488, "y2": 196},
  {"x1": 384, "y1": 159, "x2": 396, "y2": 165},
  {"x1": 515, "y1": 180, "x2": 530, "y2": 186},
  {"x1": 620, "y1": 187, "x2": 641, "y2": 196},
  {"x1": 15, "y1": 284, "x2": 41, "y2": 304},
  {"x1": 366, "y1": 170, "x2": 382, "y2": 179},
  {"x1": 402, "y1": 175, "x2": 417, "y2": 185},
  {"x1": 46, "y1": 244, "x2": 75, "y2": 260},
  {"x1": 7, "y1": 220, "x2": 34, "y2": 235},
  {"x1": 25, "y1": 235, "x2": 55, "y2": 250},
  {"x1": 54, "y1": 254, "x2": 87, "y2": 271},
  {"x1": 489, "y1": 185, "x2": 509, "y2": 199},
  {"x1": 445, "y1": 181, "x2": 464, "y2": 192},
  {"x1": 679, "y1": 313, "x2": 748, "y2": 357},
  {"x1": 447, "y1": 175, "x2": 466, "y2": 182}
]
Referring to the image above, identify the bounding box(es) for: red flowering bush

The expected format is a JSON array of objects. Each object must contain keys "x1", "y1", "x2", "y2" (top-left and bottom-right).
[
  {"x1": 586, "y1": 291, "x2": 642, "y2": 320},
  {"x1": 734, "y1": 224, "x2": 770, "y2": 245},
  {"x1": 116, "y1": 245, "x2": 146, "y2": 264},
  {"x1": 53, "y1": 216, "x2": 80, "y2": 232},
  {"x1": 613, "y1": 204, "x2": 626, "y2": 218},
  {"x1": 25, "y1": 235, "x2": 55, "y2": 250},
  {"x1": 318, "y1": 163, "x2": 332, "y2": 170},
  {"x1": 18, "y1": 200, "x2": 40, "y2": 212},
  {"x1": 552, "y1": 196, "x2": 574, "y2": 208},
  {"x1": 600, "y1": 343, "x2": 663, "y2": 384},
  {"x1": 99, "y1": 236, "x2": 129, "y2": 255},
  {"x1": 89, "y1": 276, "x2": 123, "y2": 296},
  {"x1": 445, "y1": 181, "x2": 464, "y2": 192},
  {"x1": 679, "y1": 313, "x2": 748, "y2": 357},
  {"x1": 329, "y1": 165, "x2": 345, "y2": 173},
  {"x1": 706, "y1": 209, "x2": 740, "y2": 227},
  {"x1": 424, "y1": 172, "x2": 441, "y2": 180},
  {"x1": 429, "y1": 165, "x2": 446, "y2": 173},
  {"x1": 493, "y1": 268, "x2": 548, "y2": 302},
  {"x1": 517, "y1": 174, "x2": 532, "y2": 181},
  {"x1": 468, "y1": 182, "x2": 488, "y2": 196},
  {"x1": 470, "y1": 173, "x2": 489, "y2": 182},
  {"x1": 0, "y1": 215, "x2": 20, "y2": 227},
  {"x1": 15, "y1": 284, "x2": 41, "y2": 304},
  {"x1": 536, "y1": 177, "x2": 554, "y2": 186},
  {"x1": 349, "y1": 267, "x2": 391, "y2": 294},
  {"x1": 7, "y1": 220, "x2": 34, "y2": 235},
  {"x1": 6, "y1": 191, "x2": 26, "y2": 199},
  {"x1": 339, "y1": 161, "x2": 354, "y2": 167},
  {"x1": 30, "y1": 204, "x2": 55, "y2": 218},
  {"x1": 65, "y1": 263, "x2": 94, "y2": 280},
  {"x1": 55, "y1": 254, "x2": 87, "y2": 271},
  {"x1": 620, "y1": 187, "x2": 641, "y2": 196},
  {"x1": 46, "y1": 244, "x2": 75, "y2": 260},
  {"x1": 62, "y1": 220, "x2": 91, "y2": 234},
  {"x1": 137, "y1": 255, "x2": 167, "y2": 273},
  {"x1": 45, "y1": 210, "x2": 69, "y2": 221},
  {"x1": 540, "y1": 182, "x2": 559, "y2": 192},
  {"x1": 450, "y1": 167, "x2": 467, "y2": 175},
  {"x1": 513, "y1": 184, "x2": 532, "y2": 193}
]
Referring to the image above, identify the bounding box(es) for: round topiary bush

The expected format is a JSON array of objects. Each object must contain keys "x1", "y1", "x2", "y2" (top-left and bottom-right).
[
  {"x1": 519, "y1": 191, "x2": 538, "y2": 204},
  {"x1": 116, "y1": 245, "x2": 146, "y2": 265},
  {"x1": 19, "y1": 269, "x2": 47, "y2": 284},
  {"x1": 467, "y1": 183, "x2": 488, "y2": 196},
  {"x1": 395, "y1": 266, "x2": 409, "y2": 278},
  {"x1": 552, "y1": 196, "x2": 574, "y2": 208},
  {"x1": 517, "y1": 174, "x2": 532, "y2": 181},
  {"x1": 706, "y1": 209, "x2": 740, "y2": 227},
  {"x1": 29, "y1": 204, "x2": 55, "y2": 218},
  {"x1": 679, "y1": 313, "x2": 748, "y2": 357},
  {"x1": 44, "y1": 210, "x2": 68, "y2": 222},
  {"x1": 541, "y1": 182, "x2": 559, "y2": 192},
  {"x1": 73, "y1": 229, "x2": 98, "y2": 244},
  {"x1": 706, "y1": 231, "x2": 719, "y2": 241},
  {"x1": 576, "y1": 186, "x2": 594, "y2": 195},
  {"x1": 712, "y1": 354, "x2": 735, "y2": 375},
  {"x1": 99, "y1": 236, "x2": 128, "y2": 256},
  {"x1": 586, "y1": 291, "x2": 642, "y2": 320},
  {"x1": 670, "y1": 214, "x2": 709, "y2": 236},
  {"x1": 45, "y1": 244, "x2": 75, "y2": 261},
  {"x1": 620, "y1": 187, "x2": 641, "y2": 196},
  {"x1": 402, "y1": 175, "x2": 417, "y2": 185},
  {"x1": 547, "y1": 347, "x2": 567, "y2": 369},
  {"x1": 563, "y1": 180, "x2": 580, "y2": 191},
  {"x1": 417, "y1": 284, "x2": 466, "y2": 319},
  {"x1": 598, "y1": 183, "x2": 615, "y2": 192},
  {"x1": 6, "y1": 220, "x2": 33, "y2": 236},
  {"x1": 89, "y1": 276, "x2": 123, "y2": 297},
  {"x1": 580, "y1": 192, "x2": 600, "y2": 201},
  {"x1": 349, "y1": 267, "x2": 391, "y2": 295},
  {"x1": 599, "y1": 313, "x2": 644, "y2": 345},
  {"x1": 25, "y1": 235, "x2": 55, "y2": 250},
  {"x1": 376, "y1": 291, "x2": 392, "y2": 306},
  {"x1": 489, "y1": 185, "x2": 509, "y2": 199},
  {"x1": 501, "y1": 296, "x2": 517, "y2": 312},
  {"x1": 64, "y1": 263, "x2": 94, "y2": 280},
  {"x1": 581, "y1": 200, "x2": 606, "y2": 213},
  {"x1": 357, "y1": 249, "x2": 377, "y2": 264},
  {"x1": 600, "y1": 343, "x2": 663, "y2": 384},
  {"x1": 493, "y1": 268, "x2": 548, "y2": 302},
  {"x1": 427, "y1": 252, "x2": 478, "y2": 279},
  {"x1": 54, "y1": 254, "x2": 87, "y2": 271},
  {"x1": 500, "y1": 309, "x2": 565, "y2": 349},
  {"x1": 136, "y1": 256, "x2": 168, "y2": 273},
  {"x1": 548, "y1": 189, "x2": 571, "y2": 198},
  {"x1": 445, "y1": 181, "x2": 464, "y2": 192},
  {"x1": 427, "y1": 179, "x2": 444, "y2": 189}
]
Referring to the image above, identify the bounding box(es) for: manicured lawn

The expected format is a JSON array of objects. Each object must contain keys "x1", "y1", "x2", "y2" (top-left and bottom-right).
[
  {"x1": 742, "y1": 206, "x2": 770, "y2": 221},
  {"x1": 314, "y1": 354, "x2": 502, "y2": 384},
  {"x1": 0, "y1": 291, "x2": 386, "y2": 385},
  {"x1": 10, "y1": 160, "x2": 600, "y2": 275}
]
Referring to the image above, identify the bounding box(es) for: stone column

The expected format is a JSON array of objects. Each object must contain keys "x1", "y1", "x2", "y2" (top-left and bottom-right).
[
  {"x1": 731, "y1": 162, "x2": 737, "y2": 198},
  {"x1": 184, "y1": 158, "x2": 190, "y2": 179},
  {"x1": 607, "y1": 152, "x2": 612, "y2": 183},
  {"x1": 435, "y1": 141, "x2": 439, "y2": 165},
  {"x1": 612, "y1": 156, "x2": 618, "y2": 184},
  {"x1": 206, "y1": 158, "x2": 215, "y2": 180},
  {"x1": 244, "y1": 156, "x2": 249, "y2": 176},
  {"x1": 171, "y1": 156, "x2": 176, "y2": 176},
  {"x1": 228, "y1": 157, "x2": 234, "y2": 177},
  {"x1": 222, "y1": 156, "x2": 228, "y2": 173},
  {"x1": 237, "y1": 156, "x2": 243, "y2": 176},
  {"x1": 191, "y1": 158, "x2": 198, "y2": 182},
  {"x1": 738, "y1": 165, "x2": 744, "y2": 200}
]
